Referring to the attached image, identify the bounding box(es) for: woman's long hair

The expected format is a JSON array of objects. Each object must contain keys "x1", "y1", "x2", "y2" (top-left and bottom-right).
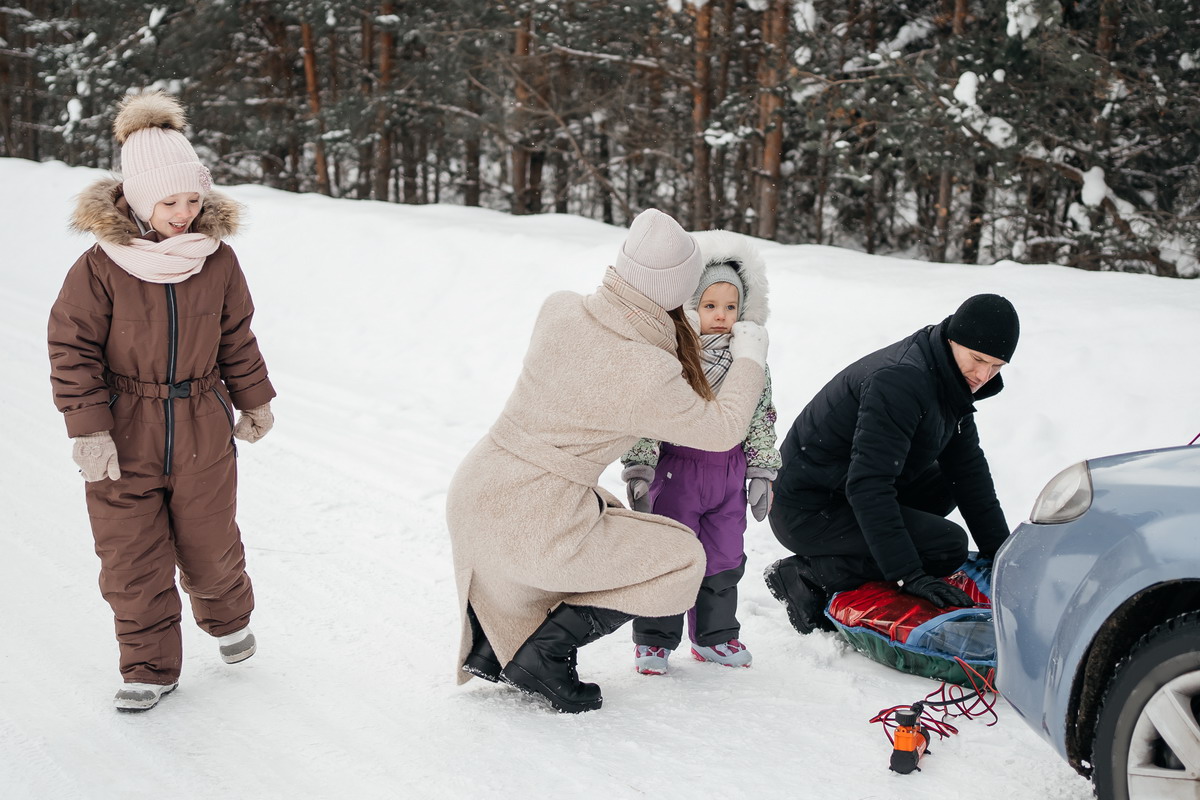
[{"x1": 669, "y1": 307, "x2": 715, "y2": 401}]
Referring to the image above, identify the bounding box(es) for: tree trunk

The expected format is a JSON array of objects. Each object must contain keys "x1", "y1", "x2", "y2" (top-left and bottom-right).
[
  {"x1": 0, "y1": 11, "x2": 10, "y2": 158},
  {"x1": 862, "y1": 126, "x2": 878, "y2": 253},
  {"x1": 373, "y1": 3, "x2": 396, "y2": 202},
  {"x1": 432, "y1": 130, "x2": 443, "y2": 204},
  {"x1": 529, "y1": 150, "x2": 545, "y2": 214},
  {"x1": 511, "y1": 13, "x2": 533, "y2": 215},
  {"x1": 357, "y1": 15, "x2": 375, "y2": 199},
  {"x1": 962, "y1": 159, "x2": 989, "y2": 264},
  {"x1": 464, "y1": 138, "x2": 481, "y2": 207},
  {"x1": 690, "y1": 2, "x2": 713, "y2": 230},
  {"x1": 399, "y1": 130, "x2": 415, "y2": 203},
  {"x1": 259, "y1": 11, "x2": 293, "y2": 189},
  {"x1": 1098, "y1": 0, "x2": 1120, "y2": 60},
  {"x1": 553, "y1": 144, "x2": 569, "y2": 213},
  {"x1": 1094, "y1": 0, "x2": 1120, "y2": 149},
  {"x1": 598, "y1": 124, "x2": 613, "y2": 225},
  {"x1": 463, "y1": 82, "x2": 481, "y2": 206},
  {"x1": 734, "y1": 139, "x2": 753, "y2": 235},
  {"x1": 756, "y1": 0, "x2": 788, "y2": 240},
  {"x1": 711, "y1": 0, "x2": 735, "y2": 228},
  {"x1": 300, "y1": 22, "x2": 331, "y2": 196},
  {"x1": 420, "y1": 131, "x2": 430, "y2": 203},
  {"x1": 932, "y1": 168, "x2": 952, "y2": 262},
  {"x1": 814, "y1": 140, "x2": 828, "y2": 244}
]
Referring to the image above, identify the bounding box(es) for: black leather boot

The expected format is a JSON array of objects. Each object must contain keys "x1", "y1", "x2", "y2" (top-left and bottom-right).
[
  {"x1": 764, "y1": 556, "x2": 835, "y2": 635},
  {"x1": 500, "y1": 604, "x2": 630, "y2": 713},
  {"x1": 462, "y1": 605, "x2": 502, "y2": 682}
]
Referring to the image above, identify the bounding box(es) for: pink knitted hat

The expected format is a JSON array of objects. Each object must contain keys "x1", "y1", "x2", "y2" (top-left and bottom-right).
[
  {"x1": 113, "y1": 91, "x2": 212, "y2": 222},
  {"x1": 614, "y1": 208, "x2": 703, "y2": 310}
]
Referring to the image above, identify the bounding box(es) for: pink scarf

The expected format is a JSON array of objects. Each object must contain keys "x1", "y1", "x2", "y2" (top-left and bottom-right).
[{"x1": 98, "y1": 233, "x2": 220, "y2": 284}]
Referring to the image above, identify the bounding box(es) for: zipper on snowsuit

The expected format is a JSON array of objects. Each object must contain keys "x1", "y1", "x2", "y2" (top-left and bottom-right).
[
  {"x1": 164, "y1": 284, "x2": 178, "y2": 475},
  {"x1": 211, "y1": 386, "x2": 238, "y2": 457}
]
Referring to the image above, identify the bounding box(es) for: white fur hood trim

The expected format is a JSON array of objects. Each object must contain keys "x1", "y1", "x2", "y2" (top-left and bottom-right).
[{"x1": 688, "y1": 229, "x2": 770, "y2": 325}]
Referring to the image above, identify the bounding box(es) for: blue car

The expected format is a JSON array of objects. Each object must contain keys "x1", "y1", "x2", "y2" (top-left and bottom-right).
[{"x1": 993, "y1": 444, "x2": 1200, "y2": 800}]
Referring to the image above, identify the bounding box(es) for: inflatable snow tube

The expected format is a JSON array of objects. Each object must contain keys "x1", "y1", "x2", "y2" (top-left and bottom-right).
[{"x1": 825, "y1": 556, "x2": 995, "y2": 687}]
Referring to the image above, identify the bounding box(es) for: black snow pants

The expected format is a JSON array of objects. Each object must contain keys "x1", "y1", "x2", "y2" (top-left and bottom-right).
[
  {"x1": 768, "y1": 466, "x2": 967, "y2": 593},
  {"x1": 632, "y1": 557, "x2": 746, "y2": 649}
]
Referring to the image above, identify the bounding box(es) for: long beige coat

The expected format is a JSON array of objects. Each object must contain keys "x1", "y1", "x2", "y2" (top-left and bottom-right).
[{"x1": 447, "y1": 285, "x2": 764, "y2": 682}]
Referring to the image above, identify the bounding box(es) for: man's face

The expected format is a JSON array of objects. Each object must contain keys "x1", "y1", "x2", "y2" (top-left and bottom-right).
[{"x1": 949, "y1": 340, "x2": 1006, "y2": 393}]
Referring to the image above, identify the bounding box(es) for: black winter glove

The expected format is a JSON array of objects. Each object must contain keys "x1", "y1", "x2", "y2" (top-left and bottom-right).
[{"x1": 898, "y1": 570, "x2": 975, "y2": 609}]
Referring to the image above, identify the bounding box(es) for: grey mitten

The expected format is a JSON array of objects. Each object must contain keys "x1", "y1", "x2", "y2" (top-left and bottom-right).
[
  {"x1": 72, "y1": 431, "x2": 121, "y2": 482},
  {"x1": 621, "y1": 464, "x2": 655, "y2": 513},
  {"x1": 233, "y1": 402, "x2": 274, "y2": 443},
  {"x1": 746, "y1": 467, "x2": 776, "y2": 522}
]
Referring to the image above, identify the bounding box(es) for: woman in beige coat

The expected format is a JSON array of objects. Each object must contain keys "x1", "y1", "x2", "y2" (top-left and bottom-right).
[{"x1": 446, "y1": 208, "x2": 769, "y2": 713}]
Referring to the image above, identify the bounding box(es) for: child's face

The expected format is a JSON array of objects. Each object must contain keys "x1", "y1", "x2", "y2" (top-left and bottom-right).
[
  {"x1": 148, "y1": 192, "x2": 202, "y2": 238},
  {"x1": 697, "y1": 282, "x2": 739, "y2": 334}
]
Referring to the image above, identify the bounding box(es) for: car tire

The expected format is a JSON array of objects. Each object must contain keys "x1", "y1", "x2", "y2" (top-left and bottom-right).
[{"x1": 1092, "y1": 611, "x2": 1200, "y2": 800}]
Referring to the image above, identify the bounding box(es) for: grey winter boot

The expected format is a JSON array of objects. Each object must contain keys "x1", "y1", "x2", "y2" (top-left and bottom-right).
[
  {"x1": 114, "y1": 682, "x2": 177, "y2": 712},
  {"x1": 218, "y1": 627, "x2": 257, "y2": 664}
]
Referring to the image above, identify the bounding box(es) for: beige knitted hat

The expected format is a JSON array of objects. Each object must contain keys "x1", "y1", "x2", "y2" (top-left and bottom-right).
[
  {"x1": 113, "y1": 91, "x2": 211, "y2": 222},
  {"x1": 614, "y1": 208, "x2": 703, "y2": 310}
]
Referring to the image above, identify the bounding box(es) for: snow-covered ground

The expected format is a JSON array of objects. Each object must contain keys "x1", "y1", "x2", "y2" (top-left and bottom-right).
[{"x1": 4, "y1": 156, "x2": 1197, "y2": 799}]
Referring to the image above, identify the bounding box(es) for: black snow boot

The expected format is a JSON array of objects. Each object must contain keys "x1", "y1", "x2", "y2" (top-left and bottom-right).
[
  {"x1": 764, "y1": 556, "x2": 836, "y2": 635},
  {"x1": 500, "y1": 604, "x2": 632, "y2": 714},
  {"x1": 462, "y1": 605, "x2": 502, "y2": 683}
]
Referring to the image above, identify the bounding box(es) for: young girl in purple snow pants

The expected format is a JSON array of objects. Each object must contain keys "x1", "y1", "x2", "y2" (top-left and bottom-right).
[{"x1": 620, "y1": 231, "x2": 781, "y2": 674}]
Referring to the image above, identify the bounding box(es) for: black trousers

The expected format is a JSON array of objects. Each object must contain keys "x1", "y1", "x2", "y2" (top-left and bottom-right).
[
  {"x1": 768, "y1": 466, "x2": 967, "y2": 593},
  {"x1": 632, "y1": 557, "x2": 746, "y2": 650}
]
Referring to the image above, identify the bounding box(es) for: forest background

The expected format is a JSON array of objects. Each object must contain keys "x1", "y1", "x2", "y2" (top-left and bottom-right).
[{"x1": 3, "y1": 0, "x2": 1197, "y2": 277}]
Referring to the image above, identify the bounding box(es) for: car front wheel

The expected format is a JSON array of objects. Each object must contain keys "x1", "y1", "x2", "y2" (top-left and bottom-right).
[{"x1": 1093, "y1": 611, "x2": 1200, "y2": 800}]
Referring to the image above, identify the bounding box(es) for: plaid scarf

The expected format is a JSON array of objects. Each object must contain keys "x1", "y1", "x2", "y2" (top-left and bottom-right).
[
  {"x1": 598, "y1": 267, "x2": 677, "y2": 354},
  {"x1": 698, "y1": 333, "x2": 734, "y2": 394}
]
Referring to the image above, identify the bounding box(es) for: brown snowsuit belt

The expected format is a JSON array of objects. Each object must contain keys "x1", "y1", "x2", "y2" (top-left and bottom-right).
[
  {"x1": 105, "y1": 367, "x2": 221, "y2": 400},
  {"x1": 488, "y1": 414, "x2": 604, "y2": 487}
]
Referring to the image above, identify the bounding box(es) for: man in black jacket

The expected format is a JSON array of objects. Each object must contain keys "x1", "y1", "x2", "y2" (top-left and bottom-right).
[{"x1": 764, "y1": 294, "x2": 1018, "y2": 634}]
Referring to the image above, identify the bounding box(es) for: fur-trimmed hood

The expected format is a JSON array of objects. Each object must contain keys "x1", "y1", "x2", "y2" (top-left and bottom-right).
[
  {"x1": 687, "y1": 229, "x2": 770, "y2": 325},
  {"x1": 70, "y1": 177, "x2": 240, "y2": 245}
]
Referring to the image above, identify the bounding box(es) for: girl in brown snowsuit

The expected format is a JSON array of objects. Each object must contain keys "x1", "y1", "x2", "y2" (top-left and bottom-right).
[{"x1": 48, "y1": 92, "x2": 276, "y2": 712}]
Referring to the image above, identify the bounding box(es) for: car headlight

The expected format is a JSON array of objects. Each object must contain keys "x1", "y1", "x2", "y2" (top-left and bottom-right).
[{"x1": 1029, "y1": 461, "x2": 1093, "y2": 523}]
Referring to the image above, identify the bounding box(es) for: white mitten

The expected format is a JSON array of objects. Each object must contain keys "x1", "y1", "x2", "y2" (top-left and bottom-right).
[
  {"x1": 72, "y1": 431, "x2": 121, "y2": 482},
  {"x1": 730, "y1": 321, "x2": 769, "y2": 367},
  {"x1": 233, "y1": 403, "x2": 274, "y2": 443},
  {"x1": 621, "y1": 464, "x2": 655, "y2": 513}
]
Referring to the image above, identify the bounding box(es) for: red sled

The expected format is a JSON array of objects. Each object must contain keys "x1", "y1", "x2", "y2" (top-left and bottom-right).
[{"x1": 825, "y1": 556, "x2": 996, "y2": 686}]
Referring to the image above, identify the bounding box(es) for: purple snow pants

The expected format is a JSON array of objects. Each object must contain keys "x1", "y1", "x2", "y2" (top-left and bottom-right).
[{"x1": 633, "y1": 443, "x2": 748, "y2": 649}]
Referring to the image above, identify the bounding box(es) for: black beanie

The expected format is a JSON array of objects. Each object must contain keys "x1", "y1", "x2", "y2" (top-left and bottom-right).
[{"x1": 946, "y1": 294, "x2": 1020, "y2": 362}]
